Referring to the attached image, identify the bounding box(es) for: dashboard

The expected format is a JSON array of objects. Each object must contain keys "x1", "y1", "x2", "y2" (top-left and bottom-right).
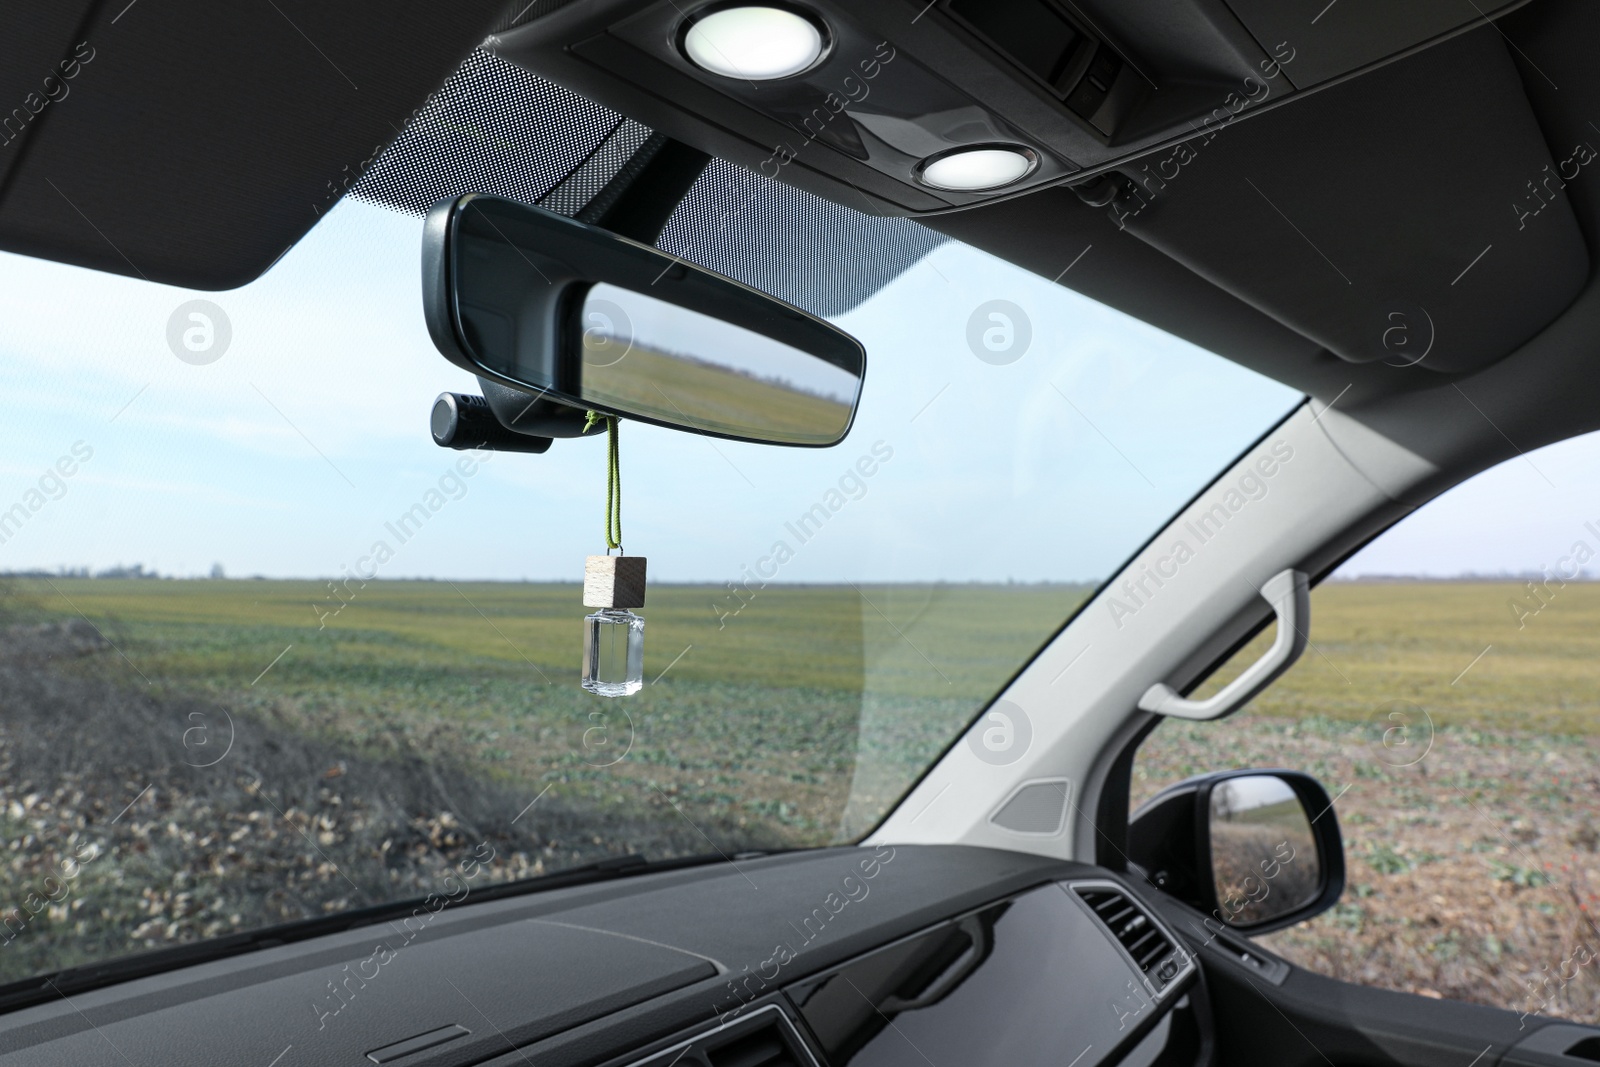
[{"x1": 0, "y1": 847, "x2": 1207, "y2": 1067}]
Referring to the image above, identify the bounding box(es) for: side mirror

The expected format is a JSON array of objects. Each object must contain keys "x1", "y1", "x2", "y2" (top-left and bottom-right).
[
  {"x1": 1127, "y1": 769, "x2": 1344, "y2": 934},
  {"x1": 422, "y1": 194, "x2": 866, "y2": 447}
]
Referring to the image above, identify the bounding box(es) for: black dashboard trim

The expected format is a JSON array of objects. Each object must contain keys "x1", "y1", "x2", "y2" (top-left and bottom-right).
[
  {"x1": 0, "y1": 847, "x2": 1199, "y2": 1067},
  {"x1": 601, "y1": 1004, "x2": 822, "y2": 1067}
]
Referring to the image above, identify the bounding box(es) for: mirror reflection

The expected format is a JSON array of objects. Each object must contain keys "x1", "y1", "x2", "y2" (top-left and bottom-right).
[
  {"x1": 1209, "y1": 774, "x2": 1321, "y2": 926},
  {"x1": 578, "y1": 283, "x2": 860, "y2": 445}
]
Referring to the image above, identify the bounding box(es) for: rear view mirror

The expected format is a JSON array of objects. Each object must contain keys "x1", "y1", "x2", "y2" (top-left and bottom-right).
[
  {"x1": 1128, "y1": 769, "x2": 1344, "y2": 934},
  {"x1": 422, "y1": 195, "x2": 866, "y2": 447}
]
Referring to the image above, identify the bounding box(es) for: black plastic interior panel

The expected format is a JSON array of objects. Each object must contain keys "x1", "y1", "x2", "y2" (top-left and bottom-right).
[
  {"x1": 789, "y1": 883, "x2": 1182, "y2": 1067},
  {"x1": 945, "y1": 0, "x2": 1090, "y2": 93},
  {"x1": 919, "y1": 186, "x2": 1358, "y2": 397},
  {"x1": 1143, "y1": 890, "x2": 1560, "y2": 1067},
  {"x1": 1504, "y1": 1023, "x2": 1600, "y2": 1067},
  {"x1": 600, "y1": 2, "x2": 1078, "y2": 202},
  {"x1": 496, "y1": 0, "x2": 1544, "y2": 217},
  {"x1": 0, "y1": 0, "x2": 509, "y2": 289},
  {"x1": 916, "y1": 0, "x2": 1600, "y2": 415},
  {"x1": 0, "y1": 847, "x2": 1095, "y2": 1067},
  {"x1": 1267, "y1": 0, "x2": 1600, "y2": 498},
  {"x1": 594, "y1": 1004, "x2": 824, "y2": 1067},
  {"x1": 494, "y1": 0, "x2": 1282, "y2": 214},
  {"x1": 0, "y1": 5, "x2": 97, "y2": 194},
  {"x1": 520, "y1": 847, "x2": 1071, "y2": 1024},
  {"x1": 2, "y1": 919, "x2": 716, "y2": 1067},
  {"x1": 1108, "y1": 26, "x2": 1588, "y2": 373},
  {"x1": 1500, "y1": 1, "x2": 1600, "y2": 238},
  {"x1": 1223, "y1": 0, "x2": 1526, "y2": 88}
]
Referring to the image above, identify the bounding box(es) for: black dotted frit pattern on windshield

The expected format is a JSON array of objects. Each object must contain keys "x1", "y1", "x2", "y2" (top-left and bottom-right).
[
  {"x1": 656, "y1": 158, "x2": 949, "y2": 320},
  {"x1": 350, "y1": 51, "x2": 948, "y2": 319},
  {"x1": 349, "y1": 50, "x2": 622, "y2": 217},
  {"x1": 539, "y1": 119, "x2": 655, "y2": 218}
]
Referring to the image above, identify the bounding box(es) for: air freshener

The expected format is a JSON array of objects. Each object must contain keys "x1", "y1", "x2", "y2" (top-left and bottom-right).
[
  {"x1": 582, "y1": 554, "x2": 645, "y2": 697},
  {"x1": 579, "y1": 413, "x2": 645, "y2": 698}
]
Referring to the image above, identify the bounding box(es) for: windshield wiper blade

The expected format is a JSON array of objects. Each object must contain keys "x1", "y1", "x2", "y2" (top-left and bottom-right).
[{"x1": 0, "y1": 849, "x2": 772, "y2": 1016}]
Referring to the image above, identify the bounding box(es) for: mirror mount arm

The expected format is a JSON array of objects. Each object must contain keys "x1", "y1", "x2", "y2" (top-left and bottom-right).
[
  {"x1": 476, "y1": 379, "x2": 605, "y2": 440},
  {"x1": 1137, "y1": 569, "x2": 1310, "y2": 721},
  {"x1": 576, "y1": 134, "x2": 710, "y2": 244}
]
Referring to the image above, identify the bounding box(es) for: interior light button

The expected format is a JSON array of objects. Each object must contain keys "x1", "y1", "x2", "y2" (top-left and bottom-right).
[
  {"x1": 917, "y1": 146, "x2": 1039, "y2": 192},
  {"x1": 682, "y1": 6, "x2": 827, "y2": 81}
]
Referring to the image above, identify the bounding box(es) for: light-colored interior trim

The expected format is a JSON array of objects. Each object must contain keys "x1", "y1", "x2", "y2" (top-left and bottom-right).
[{"x1": 867, "y1": 400, "x2": 1438, "y2": 858}]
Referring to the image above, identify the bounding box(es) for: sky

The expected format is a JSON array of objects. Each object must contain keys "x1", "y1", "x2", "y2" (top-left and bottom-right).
[
  {"x1": 1336, "y1": 433, "x2": 1600, "y2": 579},
  {"x1": 0, "y1": 195, "x2": 1589, "y2": 584}
]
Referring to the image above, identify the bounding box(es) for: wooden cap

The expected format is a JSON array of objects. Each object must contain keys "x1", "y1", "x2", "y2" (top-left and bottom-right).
[{"x1": 583, "y1": 555, "x2": 646, "y2": 608}]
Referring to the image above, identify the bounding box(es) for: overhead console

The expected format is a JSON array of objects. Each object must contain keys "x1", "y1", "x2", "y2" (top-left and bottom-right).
[{"x1": 495, "y1": 0, "x2": 1529, "y2": 215}]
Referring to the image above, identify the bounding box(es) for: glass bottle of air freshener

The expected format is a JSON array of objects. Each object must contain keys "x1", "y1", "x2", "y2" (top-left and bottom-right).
[{"x1": 582, "y1": 554, "x2": 645, "y2": 697}]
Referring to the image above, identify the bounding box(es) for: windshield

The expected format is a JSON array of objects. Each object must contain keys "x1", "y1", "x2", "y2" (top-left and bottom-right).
[{"x1": 0, "y1": 185, "x2": 1297, "y2": 984}]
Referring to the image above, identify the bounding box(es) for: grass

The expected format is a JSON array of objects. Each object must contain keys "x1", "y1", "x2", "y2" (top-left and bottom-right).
[
  {"x1": 1184, "y1": 580, "x2": 1600, "y2": 735},
  {"x1": 5, "y1": 576, "x2": 1600, "y2": 1021},
  {"x1": 1, "y1": 577, "x2": 1087, "y2": 843},
  {"x1": 20, "y1": 578, "x2": 1077, "y2": 696},
  {"x1": 0, "y1": 576, "x2": 1085, "y2": 982}
]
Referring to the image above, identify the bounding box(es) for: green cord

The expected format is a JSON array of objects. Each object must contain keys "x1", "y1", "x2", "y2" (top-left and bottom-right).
[{"x1": 586, "y1": 412, "x2": 622, "y2": 551}]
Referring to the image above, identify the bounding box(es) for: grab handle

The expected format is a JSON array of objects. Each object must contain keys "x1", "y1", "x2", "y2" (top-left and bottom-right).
[{"x1": 1137, "y1": 569, "x2": 1309, "y2": 721}]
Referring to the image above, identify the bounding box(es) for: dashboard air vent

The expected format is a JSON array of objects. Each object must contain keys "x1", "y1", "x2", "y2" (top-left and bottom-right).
[{"x1": 1074, "y1": 885, "x2": 1185, "y2": 993}]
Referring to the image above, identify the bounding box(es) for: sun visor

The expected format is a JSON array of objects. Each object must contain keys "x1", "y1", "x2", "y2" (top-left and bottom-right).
[{"x1": 1101, "y1": 28, "x2": 1588, "y2": 374}]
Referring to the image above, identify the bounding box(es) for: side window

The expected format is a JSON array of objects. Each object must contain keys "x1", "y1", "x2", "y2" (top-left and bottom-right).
[{"x1": 1133, "y1": 430, "x2": 1600, "y2": 1020}]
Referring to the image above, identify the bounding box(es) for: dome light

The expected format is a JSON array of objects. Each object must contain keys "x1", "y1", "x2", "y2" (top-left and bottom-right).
[
  {"x1": 682, "y1": 6, "x2": 827, "y2": 81},
  {"x1": 917, "y1": 146, "x2": 1038, "y2": 192}
]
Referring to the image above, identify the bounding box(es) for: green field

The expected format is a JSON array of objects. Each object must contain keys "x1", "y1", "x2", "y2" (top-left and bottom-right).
[
  {"x1": 1183, "y1": 579, "x2": 1600, "y2": 734},
  {"x1": 1, "y1": 577, "x2": 1087, "y2": 842},
  {"x1": 4, "y1": 577, "x2": 1600, "y2": 1018},
  {"x1": 0, "y1": 576, "x2": 1088, "y2": 979}
]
